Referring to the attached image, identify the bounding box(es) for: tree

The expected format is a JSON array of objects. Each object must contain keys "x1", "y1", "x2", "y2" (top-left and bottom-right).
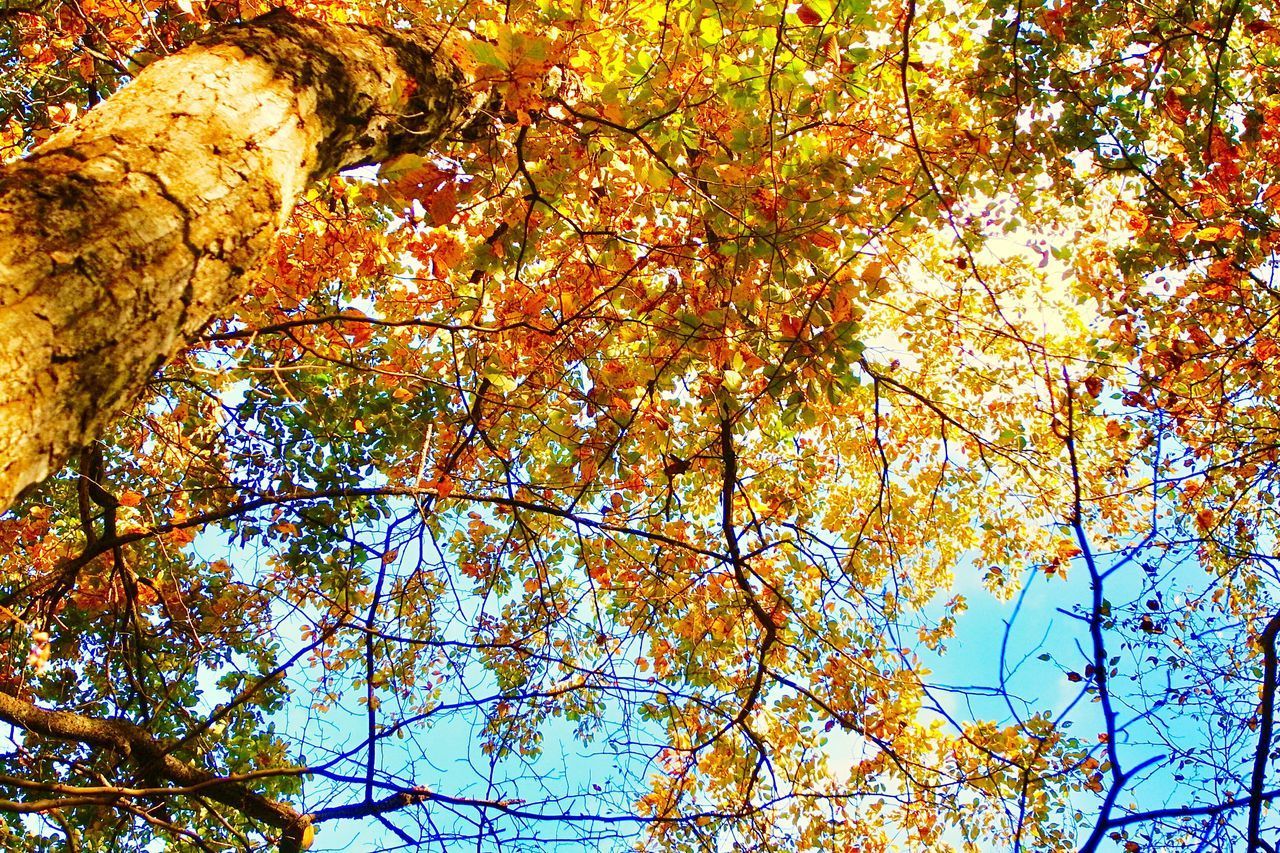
[{"x1": 1, "y1": 0, "x2": 1280, "y2": 851}]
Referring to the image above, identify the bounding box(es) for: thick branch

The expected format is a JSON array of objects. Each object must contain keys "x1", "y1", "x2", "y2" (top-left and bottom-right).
[
  {"x1": 1250, "y1": 611, "x2": 1280, "y2": 852},
  {"x1": 0, "y1": 689, "x2": 310, "y2": 849}
]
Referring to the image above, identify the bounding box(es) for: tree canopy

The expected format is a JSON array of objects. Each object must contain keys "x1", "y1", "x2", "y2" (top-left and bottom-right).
[{"x1": 2, "y1": 0, "x2": 1280, "y2": 850}]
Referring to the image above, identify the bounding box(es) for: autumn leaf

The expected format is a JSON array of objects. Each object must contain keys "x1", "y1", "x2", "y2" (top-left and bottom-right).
[{"x1": 796, "y1": 3, "x2": 823, "y2": 25}]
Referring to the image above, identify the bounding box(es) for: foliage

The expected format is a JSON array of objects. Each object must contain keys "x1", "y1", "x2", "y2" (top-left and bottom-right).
[{"x1": 3, "y1": 0, "x2": 1280, "y2": 850}]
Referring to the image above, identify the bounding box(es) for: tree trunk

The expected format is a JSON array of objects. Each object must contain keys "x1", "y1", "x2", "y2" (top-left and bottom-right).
[{"x1": 0, "y1": 10, "x2": 481, "y2": 512}]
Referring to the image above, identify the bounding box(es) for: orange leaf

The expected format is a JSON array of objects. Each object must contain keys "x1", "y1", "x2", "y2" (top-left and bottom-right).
[
  {"x1": 436, "y1": 475, "x2": 454, "y2": 498},
  {"x1": 806, "y1": 228, "x2": 839, "y2": 249}
]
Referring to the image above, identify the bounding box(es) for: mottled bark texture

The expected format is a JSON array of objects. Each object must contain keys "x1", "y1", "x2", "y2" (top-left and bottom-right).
[{"x1": 0, "y1": 10, "x2": 482, "y2": 513}]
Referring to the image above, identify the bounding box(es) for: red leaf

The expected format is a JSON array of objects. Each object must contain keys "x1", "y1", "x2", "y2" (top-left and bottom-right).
[{"x1": 796, "y1": 4, "x2": 822, "y2": 25}]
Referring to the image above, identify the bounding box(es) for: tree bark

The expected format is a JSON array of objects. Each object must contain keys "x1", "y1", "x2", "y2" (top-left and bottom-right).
[{"x1": 0, "y1": 10, "x2": 482, "y2": 512}]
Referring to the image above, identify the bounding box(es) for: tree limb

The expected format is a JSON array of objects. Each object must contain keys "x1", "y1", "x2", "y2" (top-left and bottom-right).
[{"x1": 0, "y1": 689, "x2": 310, "y2": 850}]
